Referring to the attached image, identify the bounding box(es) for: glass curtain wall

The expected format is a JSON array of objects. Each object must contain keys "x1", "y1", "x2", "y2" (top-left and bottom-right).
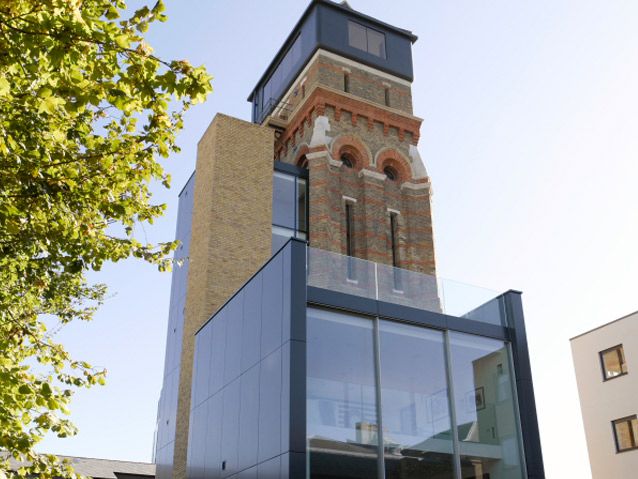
[
  {"x1": 307, "y1": 308, "x2": 526, "y2": 479},
  {"x1": 307, "y1": 308, "x2": 380, "y2": 479},
  {"x1": 448, "y1": 332, "x2": 525, "y2": 479},
  {"x1": 272, "y1": 171, "x2": 307, "y2": 253},
  {"x1": 378, "y1": 321, "x2": 455, "y2": 479}
]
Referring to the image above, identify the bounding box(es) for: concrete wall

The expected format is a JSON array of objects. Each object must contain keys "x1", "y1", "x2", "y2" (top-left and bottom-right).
[
  {"x1": 571, "y1": 311, "x2": 638, "y2": 478},
  {"x1": 171, "y1": 114, "x2": 274, "y2": 479}
]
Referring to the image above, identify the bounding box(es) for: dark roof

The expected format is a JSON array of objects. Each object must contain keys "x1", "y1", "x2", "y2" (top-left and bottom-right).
[
  {"x1": 4, "y1": 454, "x2": 155, "y2": 479},
  {"x1": 247, "y1": 0, "x2": 417, "y2": 101}
]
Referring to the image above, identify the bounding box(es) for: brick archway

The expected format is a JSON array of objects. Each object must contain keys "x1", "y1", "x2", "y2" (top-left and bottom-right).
[
  {"x1": 375, "y1": 148, "x2": 413, "y2": 183},
  {"x1": 294, "y1": 144, "x2": 310, "y2": 168},
  {"x1": 330, "y1": 134, "x2": 372, "y2": 170}
]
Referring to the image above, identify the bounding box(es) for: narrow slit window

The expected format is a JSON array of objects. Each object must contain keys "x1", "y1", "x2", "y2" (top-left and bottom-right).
[
  {"x1": 345, "y1": 201, "x2": 355, "y2": 280},
  {"x1": 384, "y1": 87, "x2": 390, "y2": 107},
  {"x1": 390, "y1": 213, "x2": 399, "y2": 268},
  {"x1": 345, "y1": 202, "x2": 354, "y2": 257},
  {"x1": 390, "y1": 212, "x2": 402, "y2": 291},
  {"x1": 344, "y1": 73, "x2": 350, "y2": 93}
]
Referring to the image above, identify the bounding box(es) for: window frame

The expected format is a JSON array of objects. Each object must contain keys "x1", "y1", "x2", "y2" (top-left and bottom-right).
[
  {"x1": 599, "y1": 344, "x2": 628, "y2": 382},
  {"x1": 347, "y1": 20, "x2": 387, "y2": 59},
  {"x1": 612, "y1": 415, "x2": 638, "y2": 453}
]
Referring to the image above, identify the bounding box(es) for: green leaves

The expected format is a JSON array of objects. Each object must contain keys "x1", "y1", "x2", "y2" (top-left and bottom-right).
[{"x1": 0, "y1": 0, "x2": 212, "y2": 477}]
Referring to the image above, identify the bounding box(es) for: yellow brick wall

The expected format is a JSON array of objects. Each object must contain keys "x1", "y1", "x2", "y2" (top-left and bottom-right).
[{"x1": 172, "y1": 114, "x2": 274, "y2": 479}]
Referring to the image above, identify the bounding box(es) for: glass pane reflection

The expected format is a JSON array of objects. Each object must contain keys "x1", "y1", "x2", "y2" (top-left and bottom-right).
[
  {"x1": 307, "y1": 308, "x2": 380, "y2": 479},
  {"x1": 379, "y1": 321, "x2": 455, "y2": 479},
  {"x1": 448, "y1": 332, "x2": 524, "y2": 479}
]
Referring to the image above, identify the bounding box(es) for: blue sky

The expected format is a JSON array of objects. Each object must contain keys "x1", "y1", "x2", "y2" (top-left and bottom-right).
[{"x1": 38, "y1": 1, "x2": 638, "y2": 478}]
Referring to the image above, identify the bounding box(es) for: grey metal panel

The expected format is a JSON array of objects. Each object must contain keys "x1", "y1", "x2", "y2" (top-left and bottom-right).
[
  {"x1": 281, "y1": 452, "x2": 305, "y2": 479},
  {"x1": 237, "y1": 466, "x2": 257, "y2": 479},
  {"x1": 306, "y1": 286, "x2": 378, "y2": 317},
  {"x1": 260, "y1": 255, "x2": 283, "y2": 359},
  {"x1": 280, "y1": 342, "x2": 290, "y2": 456},
  {"x1": 188, "y1": 401, "x2": 208, "y2": 479},
  {"x1": 224, "y1": 295, "x2": 243, "y2": 385},
  {"x1": 209, "y1": 310, "x2": 227, "y2": 396},
  {"x1": 238, "y1": 364, "x2": 260, "y2": 472},
  {"x1": 281, "y1": 247, "x2": 292, "y2": 343},
  {"x1": 221, "y1": 379, "x2": 241, "y2": 478},
  {"x1": 258, "y1": 348, "x2": 282, "y2": 463},
  {"x1": 288, "y1": 340, "x2": 306, "y2": 454},
  {"x1": 316, "y1": 3, "x2": 414, "y2": 80},
  {"x1": 256, "y1": 455, "x2": 280, "y2": 479},
  {"x1": 504, "y1": 292, "x2": 546, "y2": 479},
  {"x1": 241, "y1": 276, "x2": 262, "y2": 373},
  {"x1": 204, "y1": 392, "x2": 223, "y2": 479},
  {"x1": 192, "y1": 326, "x2": 212, "y2": 408}
]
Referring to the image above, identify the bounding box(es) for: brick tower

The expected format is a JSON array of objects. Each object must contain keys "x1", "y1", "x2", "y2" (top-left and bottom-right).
[
  {"x1": 251, "y1": 4, "x2": 435, "y2": 276},
  {"x1": 154, "y1": 2, "x2": 437, "y2": 478}
]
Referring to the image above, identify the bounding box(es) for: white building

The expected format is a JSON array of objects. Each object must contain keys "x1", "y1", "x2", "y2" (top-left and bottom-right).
[{"x1": 571, "y1": 310, "x2": 638, "y2": 478}]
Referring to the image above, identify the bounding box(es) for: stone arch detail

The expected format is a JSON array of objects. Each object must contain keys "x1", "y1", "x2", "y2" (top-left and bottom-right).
[
  {"x1": 293, "y1": 143, "x2": 310, "y2": 167},
  {"x1": 330, "y1": 134, "x2": 372, "y2": 170},
  {"x1": 375, "y1": 147, "x2": 413, "y2": 183}
]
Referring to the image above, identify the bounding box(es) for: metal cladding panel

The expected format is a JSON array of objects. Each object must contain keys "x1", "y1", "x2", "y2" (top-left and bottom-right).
[
  {"x1": 258, "y1": 347, "x2": 283, "y2": 463},
  {"x1": 316, "y1": 3, "x2": 414, "y2": 80},
  {"x1": 240, "y1": 277, "x2": 262, "y2": 372},
  {"x1": 250, "y1": 2, "x2": 416, "y2": 123},
  {"x1": 238, "y1": 365, "x2": 260, "y2": 471},
  {"x1": 155, "y1": 174, "x2": 195, "y2": 479},
  {"x1": 188, "y1": 242, "x2": 298, "y2": 478},
  {"x1": 204, "y1": 393, "x2": 223, "y2": 479},
  {"x1": 221, "y1": 379, "x2": 241, "y2": 477}
]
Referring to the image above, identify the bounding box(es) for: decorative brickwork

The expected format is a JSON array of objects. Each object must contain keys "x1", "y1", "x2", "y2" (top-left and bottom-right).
[{"x1": 271, "y1": 52, "x2": 436, "y2": 278}]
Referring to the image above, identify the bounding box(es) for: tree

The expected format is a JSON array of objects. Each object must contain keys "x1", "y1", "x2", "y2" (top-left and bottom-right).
[{"x1": 0, "y1": 0, "x2": 212, "y2": 476}]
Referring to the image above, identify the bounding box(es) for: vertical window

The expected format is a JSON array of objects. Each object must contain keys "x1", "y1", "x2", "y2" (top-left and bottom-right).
[
  {"x1": 600, "y1": 345, "x2": 627, "y2": 380},
  {"x1": 348, "y1": 21, "x2": 386, "y2": 59},
  {"x1": 345, "y1": 201, "x2": 355, "y2": 279},
  {"x1": 301, "y1": 83, "x2": 306, "y2": 98},
  {"x1": 448, "y1": 332, "x2": 525, "y2": 478},
  {"x1": 389, "y1": 212, "x2": 402, "y2": 291},
  {"x1": 378, "y1": 322, "x2": 455, "y2": 478},
  {"x1": 613, "y1": 416, "x2": 638, "y2": 452},
  {"x1": 348, "y1": 21, "x2": 367, "y2": 52},
  {"x1": 344, "y1": 73, "x2": 350, "y2": 93},
  {"x1": 389, "y1": 213, "x2": 399, "y2": 268},
  {"x1": 307, "y1": 308, "x2": 380, "y2": 479},
  {"x1": 384, "y1": 87, "x2": 390, "y2": 107},
  {"x1": 297, "y1": 178, "x2": 307, "y2": 235},
  {"x1": 345, "y1": 202, "x2": 355, "y2": 257},
  {"x1": 271, "y1": 172, "x2": 308, "y2": 254}
]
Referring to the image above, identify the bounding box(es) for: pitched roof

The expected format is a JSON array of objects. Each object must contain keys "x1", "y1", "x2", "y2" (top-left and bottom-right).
[{"x1": 3, "y1": 453, "x2": 155, "y2": 479}]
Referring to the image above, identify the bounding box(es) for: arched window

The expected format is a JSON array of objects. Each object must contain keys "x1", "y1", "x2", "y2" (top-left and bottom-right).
[
  {"x1": 341, "y1": 153, "x2": 355, "y2": 169},
  {"x1": 384, "y1": 165, "x2": 398, "y2": 181}
]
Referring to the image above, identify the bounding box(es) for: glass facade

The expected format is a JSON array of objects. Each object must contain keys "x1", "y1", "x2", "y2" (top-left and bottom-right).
[
  {"x1": 272, "y1": 171, "x2": 307, "y2": 254},
  {"x1": 448, "y1": 332, "x2": 525, "y2": 479},
  {"x1": 307, "y1": 308, "x2": 525, "y2": 479},
  {"x1": 307, "y1": 308, "x2": 380, "y2": 479},
  {"x1": 379, "y1": 321, "x2": 455, "y2": 478}
]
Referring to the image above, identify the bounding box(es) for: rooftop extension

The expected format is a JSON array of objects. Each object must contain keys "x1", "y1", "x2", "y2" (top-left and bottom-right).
[{"x1": 248, "y1": 0, "x2": 417, "y2": 124}]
